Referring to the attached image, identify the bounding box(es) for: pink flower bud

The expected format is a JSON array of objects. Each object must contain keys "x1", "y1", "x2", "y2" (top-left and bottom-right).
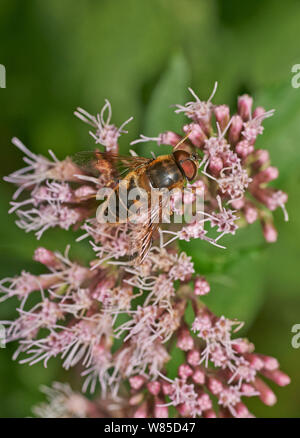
[
  {"x1": 129, "y1": 375, "x2": 145, "y2": 390},
  {"x1": 258, "y1": 354, "x2": 279, "y2": 371},
  {"x1": 147, "y1": 381, "x2": 161, "y2": 396},
  {"x1": 183, "y1": 123, "x2": 206, "y2": 148},
  {"x1": 244, "y1": 202, "x2": 258, "y2": 224},
  {"x1": 262, "y1": 222, "x2": 278, "y2": 243},
  {"x1": 34, "y1": 247, "x2": 59, "y2": 268},
  {"x1": 231, "y1": 198, "x2": 245, "y2": 209},
  {"x1": 74, "y1": 185, "x2": 96, "y2": 198},
  {"x1": 241, "y1": 383, "x2": 257, "y2": 396},
  {"x1": 194, "y1": 276, "x2": 210, "y2": 296},
  {"x1": 244, "y1": 353, "x2": 264, "y2": 370},
  {"x1": 235, "y1": 140, "x2": 254, "y2": 158},
  {"x1": 198, "y1": 393, "x2": 212, "y2": 411},
  {"x1": 232, "y1": 339, "x2": 254, "y2": 354},
  {"x1": 178, "y1": 364, "x2": 193, "y2": 380},
  {"x1": 235, "y1": 402, "x2": 251, "y2": 418},
  {"x1": 254, "y1": 188, "x2": 288, "y2": 213},
  {"x1": 177, "y1": 403, "x2": 191, "y2": 416},
  {"x1": 69, "y1": 265, "x2": 90, "y2": 287},
  {"x1": 161, "y1": 382, "x2": 173, "y2": 396},
  {"x1": 253, "y1": 377, "x2": 277, "y2": 406},
  {"x1": 187, "y1": 349, "x2": 200, "y2": 367},
  {"x1": 238, "y1": 94, "x2": 253, "y2": 121},
  {"x1": 207, "y1": 377, "x2": 223, "y2": 395},
  {"x1": 252, "y1": 106, "x2": 266, "y2": 119},
  {"x1": 252, "y1": 149, "x2": 270, "y2": 170},
  {"x1": 177, "y1": 329, "x2": 194, "y2": 351},
  {"x1": 160, "y1": 131, "x2": 182, "y2": 147},
  {"x1": 214, "y1": 105, "x2": 230, "y2": 131},
  {"x1": 228, "y1": 115, "x2": 243, "y2": 145},
  {"x1": 208, "y1": 156, "x2": 223, "y2": 176},
  {"x1": 261, "y1": 369, "x2": 291, "y2": 387},
  {"x1": 192, "y1": 368, "x2": 205, "y2": 385},
  {"x1": 253, "y1": 167, "x2": 279, "y2": 185},
  {"x1": 203, "y1": 409, "x2": 217, "y2": 418}
]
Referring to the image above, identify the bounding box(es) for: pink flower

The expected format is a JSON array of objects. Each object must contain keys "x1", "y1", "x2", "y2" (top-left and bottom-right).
[
  {"x1": 174, "y1": 83, "x2": 218, "y2": 134},
  {"x1": 194, "y1": 276, "x2": 210, "y2": 296},
  {"x1": 2, "y1": 87, "x2": 290, "y2": 419},
  {"x1": 74, "y1": 100, "x2": 133, "y2": 153}
]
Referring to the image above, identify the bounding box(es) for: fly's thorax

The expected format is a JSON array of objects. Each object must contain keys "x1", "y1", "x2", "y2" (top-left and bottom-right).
[{"x1": 146, "y1": 155, "x2": 184, "y2": 189}]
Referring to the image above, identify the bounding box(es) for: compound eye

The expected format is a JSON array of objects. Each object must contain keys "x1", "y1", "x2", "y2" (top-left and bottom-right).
[
  {"x1": 173, "y1": 150, "x2": 190, "y2": 162},
  {"x1": 180, "y1": 159, "x2": 198, "y2": 181}
]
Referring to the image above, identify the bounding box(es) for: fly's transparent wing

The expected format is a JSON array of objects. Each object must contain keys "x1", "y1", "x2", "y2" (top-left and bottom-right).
[
  {"x1": 128, "y1": 188, "x2": 171, "y2": 265},
  {"x1": 72, "y1": 150, "x2": 151, "y2": 179}
]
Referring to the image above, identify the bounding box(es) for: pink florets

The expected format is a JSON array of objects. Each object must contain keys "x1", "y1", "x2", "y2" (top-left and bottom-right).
[{"x1": 1, "y1": 88, "x2": 290, "y2": 418}]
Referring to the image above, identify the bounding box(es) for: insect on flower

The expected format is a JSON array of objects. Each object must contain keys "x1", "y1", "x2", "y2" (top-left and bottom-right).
[{"x1": 73, "y1": 133, "x2": 200, "y2": 264}]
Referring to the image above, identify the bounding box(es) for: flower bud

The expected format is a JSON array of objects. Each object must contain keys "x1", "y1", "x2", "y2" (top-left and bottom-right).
[
  {"x1": 129, "y1": 375, "x2": 145, "y2": 390},
  {"x1": 228, "y1": 115, "x2": 243, "y2": 145},
  {"x1": 147, "y1": 381, "x2": 161, "y2": 396},
  {"x1": 253, "y1": 377, "x2": 277, "y2": 406},
  {"x1": 262, "y1": 221, "x2": 278, "y2": 243},
  {"x1": 238, "y1": 94, "x2": 253, "y2": 121},
  {"x1": 183, "y1": 123, "x2": 206, "y2": 148},
  {"x1": 187, "y1": 349, "x2": 200, "y2": 367},
  {"x1": 178, "y1": 364, "x2": 193, "y2": 380},
  {"x1": 214, "y1": 105, "x2": 230, "y2": 132},
  {"x1": 194, "y1": 276, "x2": 210, "y2": 296},
  {"x1": 192, "y1": 368, "x2": 205, "y2": 385},
  {"x1": 177, "y1": 329, "x2": 194, "y2": 351}
]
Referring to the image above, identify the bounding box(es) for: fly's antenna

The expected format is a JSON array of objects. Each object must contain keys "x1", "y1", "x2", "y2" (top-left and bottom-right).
[{"x1": 173, "y1": 131, "x2": 192, "y2": 151}]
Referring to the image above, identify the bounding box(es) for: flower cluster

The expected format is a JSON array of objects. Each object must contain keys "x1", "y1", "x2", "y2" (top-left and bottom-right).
[
  {"x1": 133, "y1": 85, "x2": 288, "y2": 244},
  {"x1": 1, "y1": 86, "x2": 290, "y2": 418}
]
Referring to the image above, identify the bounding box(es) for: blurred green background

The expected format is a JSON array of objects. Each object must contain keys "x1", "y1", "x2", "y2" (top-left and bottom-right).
[{"x1": 0, "y1": 0, "x2": 300, "y2": 417}]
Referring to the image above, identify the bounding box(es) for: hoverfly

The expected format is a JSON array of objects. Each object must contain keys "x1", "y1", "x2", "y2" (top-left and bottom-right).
[{"x1": 73, "y1": 135, "x2": 200, "y2": 264}]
